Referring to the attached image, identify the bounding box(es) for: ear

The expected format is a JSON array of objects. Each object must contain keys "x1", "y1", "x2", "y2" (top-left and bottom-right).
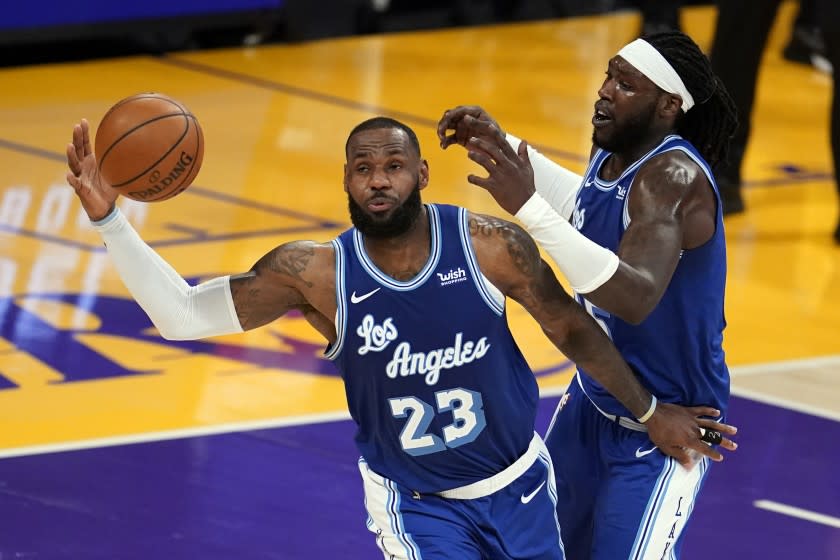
[
  {"x1": 343, "y1": 163, "x2": 349, "y2": 193},
  {"x1": 418, "y1": 159, "x2": 430, "y2": 190},
  {"x1": 660, "y1": 93, "x2": 683, "y2": 119}
]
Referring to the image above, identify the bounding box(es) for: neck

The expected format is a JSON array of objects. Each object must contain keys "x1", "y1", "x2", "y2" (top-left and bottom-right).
[
  {"x1": 604, "y1": 128, "x2": 674, "y2": 179},
  {"x1": 363, "y1": 205, "x2": 431, "y2": 281}
]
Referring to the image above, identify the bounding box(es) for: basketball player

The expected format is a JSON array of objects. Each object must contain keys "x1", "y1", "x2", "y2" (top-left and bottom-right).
[
  {"x1": 66, "y1": 115, "x2": 735, "y2": 560},
  {"x1": 438, "y1": 31, "x2": 738, "y2": 560}
]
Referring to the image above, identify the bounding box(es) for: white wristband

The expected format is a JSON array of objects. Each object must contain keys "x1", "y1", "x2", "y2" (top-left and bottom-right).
[
  {"x1": 637, "y1": 395, "x2": 657, "y2": 423},
  {"x1": 515, "y1": 193, "x2": 620, "y2": 294}
]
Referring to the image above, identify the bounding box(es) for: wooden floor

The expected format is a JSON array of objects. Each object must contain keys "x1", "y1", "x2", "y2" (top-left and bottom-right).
[{"x1": 0, "y1": 2, "x2": 838, "y2": 558}]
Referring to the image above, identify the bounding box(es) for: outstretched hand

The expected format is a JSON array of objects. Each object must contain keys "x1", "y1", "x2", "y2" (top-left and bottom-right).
[
  {"x1": 644, "y1": 404, "x2": 738, "y2": 469},
  {"x1": 464, "y1": 134, "x2": 537, "y2": 216},
  {"x1": 438, "y1": 106, "x2": 536, "y2": 215},
  {"x1": 66, "y1": 119, "x2": 118, "y2": 221}
]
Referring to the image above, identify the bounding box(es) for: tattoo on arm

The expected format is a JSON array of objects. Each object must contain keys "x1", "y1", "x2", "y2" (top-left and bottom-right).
[
  {"x1": 229, "y1": 243, "x2": 317, "y2": 330},
  {"x1": 229, "y1": 273, "x2": 262, "y2": 328},
  {"x1": 266, "y1": 244, "x2": 315, "y2": 288},
  {"x1": 469, "y1": 215, "x2": 540, "y2": 276}
]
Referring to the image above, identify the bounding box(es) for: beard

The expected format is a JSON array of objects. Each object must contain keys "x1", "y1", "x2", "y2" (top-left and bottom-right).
[
  {"x1": 348, "y1": 182, "x2": 423, "y2": 239},
  {"x1": 592, "y1": 102, "x2": 658, "y2": 154}
]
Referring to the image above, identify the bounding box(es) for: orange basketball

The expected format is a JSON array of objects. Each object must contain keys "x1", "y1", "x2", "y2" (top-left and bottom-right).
[{"x1": 94, "y1": 92, "x2": 204, "y2": 202}]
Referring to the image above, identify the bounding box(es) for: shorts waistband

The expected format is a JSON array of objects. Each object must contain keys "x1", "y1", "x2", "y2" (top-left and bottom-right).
[
  {"x1": 436, "y1": 432, "x2": 542, "y2": 500},
  {"x1": 576, "y1": 372, "x2": 648, "y2": 433}
]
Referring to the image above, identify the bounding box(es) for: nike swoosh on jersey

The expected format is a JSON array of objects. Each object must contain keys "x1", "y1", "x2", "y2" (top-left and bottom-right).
[
  {"x1": 635, "y1": 445, "x2": 658, "y2": 458},
  {"x1": 520, "y1": 480, "x2": 546, "y2": 504},
  {"x1": 350, "y1": 288, "x2": 381, "y2": 304}
]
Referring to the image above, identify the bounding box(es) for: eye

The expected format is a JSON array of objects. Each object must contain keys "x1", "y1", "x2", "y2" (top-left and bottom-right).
[
  {"x1": 618, "y1": 81, "x2": 633, "y2": 91},
  {"x1": 389, "y1": 162, "x2": 402, "y2": 170},
  {"x1": 356, "y1": 164, "x2": 369, "y2": 173}
]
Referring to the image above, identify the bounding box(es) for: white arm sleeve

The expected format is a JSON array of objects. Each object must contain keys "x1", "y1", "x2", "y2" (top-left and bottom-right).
[
  {"x1": 506, "y1": 133, "x2": 582, "y2": 220},
  {"x1": 515, "y1": 193, "x2": 620, "y2": 294},
  {"x1": 92, "y1": 207, "x2": 244, "y2": 340}
]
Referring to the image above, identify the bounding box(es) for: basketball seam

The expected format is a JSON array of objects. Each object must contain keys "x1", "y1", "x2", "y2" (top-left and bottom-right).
[
  {"x1": 102, "y1": 113, "x2": 190, "y2": 188},
  {"x1": 146, "y1": 114, "x2": 203, "y2": 202},
  {"x1": 98, "y1": 94, "x2": 186, "y2": 124}
]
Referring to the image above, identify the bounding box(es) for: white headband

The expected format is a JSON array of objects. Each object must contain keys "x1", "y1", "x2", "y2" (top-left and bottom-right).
[{"x1": 617, "y1": 38, "x2": 695, "y2": 112}]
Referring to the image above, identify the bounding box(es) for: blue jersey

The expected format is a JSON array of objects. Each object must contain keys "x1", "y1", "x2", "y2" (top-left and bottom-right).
[
  {"x1": 326, "y1": 204, "x2": 539, "y2": 493},
  {"x1": 573, "y1": 135, "x2": 730, "y2": 416}
]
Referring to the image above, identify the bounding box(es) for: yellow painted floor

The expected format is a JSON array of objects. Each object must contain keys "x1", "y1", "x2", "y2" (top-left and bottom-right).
[{"x1": 0, "y1": 2, "x2": 837, "y2": 452}]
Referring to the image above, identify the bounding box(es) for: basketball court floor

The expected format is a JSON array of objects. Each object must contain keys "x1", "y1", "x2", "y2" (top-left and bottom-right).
[{"x1": 0, "y1": 2, "x2": 838, "y2": 558}]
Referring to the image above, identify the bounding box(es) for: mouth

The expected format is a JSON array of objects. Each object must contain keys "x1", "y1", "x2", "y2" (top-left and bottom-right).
[
  {"x1": 592, "y1": 105, "x2": 612, "y2": 128},
  {"x1": 367, "y1": 197, "x2": 396, "y2": 213}
]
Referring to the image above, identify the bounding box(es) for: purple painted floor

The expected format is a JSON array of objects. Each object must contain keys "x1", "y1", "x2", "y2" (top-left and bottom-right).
[{"x1": 1, "y1": 395, "x2": 838, "y2": 559}]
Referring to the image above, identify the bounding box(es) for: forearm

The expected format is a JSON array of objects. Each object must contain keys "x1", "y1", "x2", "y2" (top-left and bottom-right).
[
  {"x1": 506, "y1": 133, "x2": 581, "y2": 220},
  {"x1": 515, "y1": 193, "x2": 620, "y2": 294},
  {"x1": 92, "y1": 207, "x2": 243, "y2": 340},
  {"x1": 551, "y1": 317, "x2": 652, "y2": 419}
]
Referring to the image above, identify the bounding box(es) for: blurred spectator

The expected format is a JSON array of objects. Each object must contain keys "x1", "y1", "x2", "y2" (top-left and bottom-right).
[{"x1": 709, "y1": 0, "x2": 839, "y2": 244}]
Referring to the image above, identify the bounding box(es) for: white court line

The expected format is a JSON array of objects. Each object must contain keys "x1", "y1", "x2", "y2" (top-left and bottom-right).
[
  {"x1": 727, "y1": 354, "x2": 840, "y2": 378},
  {"x1": 540, "y1": 355, "x2": 840, "y2": 422},
  {"x1": 729, "y1": 386, "x2": 840, "y2": 423},
  {"x1": 1, "y1": 355, "x2": 838, "y2": 460},
  {"x1": 0, "y1": 410, "x2": 351, "y2": 460},
  {"x1": 754, "y1": 500, "x2": 840, "y2": 529}
]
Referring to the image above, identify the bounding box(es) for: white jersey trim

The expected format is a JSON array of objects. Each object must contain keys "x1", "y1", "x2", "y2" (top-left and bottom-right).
[
  {"x1": 458, "y1": 207, "x2": 505, "y2": 316},
  {"x1": 324, "y1": 239, "x2": 346, "y2": 360},
  {"x1": 353, "y1": 204, "x2": 442, "y2": 291}
]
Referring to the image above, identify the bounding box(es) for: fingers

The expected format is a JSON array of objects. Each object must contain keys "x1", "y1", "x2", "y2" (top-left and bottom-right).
[
  {"x1": 72, "y1": 123, "x2": 85, "y2": 163},
  {"x1": 467, "y1": 148, "x2": 496, "y2": 174},
  {"x1": 467, "y1": 174, "x2": 490, "y2": 190},
  {"x1": 81, "y1": 118, "x2": 92, "y2": 157},
  {"x1": 718, "y1": 436, "x2": 738, "y2": 452},
  {"x1": 696, "y1": 417, "x2": 738, "y2": 436},
  {"x1": 66, "y1": 142, "x2": 81, "y2": 177},
  {"x1": 468, "y1": 136, "x2": 510, "y2": 163},
  {"x1": 666, "y1": 447, "x2": 694, "y2": 469},
  {"x1": 686, "y1": 406, "x2": 721, "y2": 418},
  {"x1": 66, "y1": 171, "x2": 81, "y2": 190},
  {"x1": 687, "y1": 439, "x2": 724, "y2": 462},
  {"x1": 438, "y1": 106, "x2": 495, "y2": 148},
  {"x1": 438, "y1": 106, "x2": 479, "y2": 142}
]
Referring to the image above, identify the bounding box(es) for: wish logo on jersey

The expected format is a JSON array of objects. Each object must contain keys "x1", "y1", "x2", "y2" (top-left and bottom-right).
[
  {"x1": 437, "y1": 267, "x2": 467, "y2": 286},
  {"x1": 355, "y1": 313, "x2": 490, "y2": 386}
]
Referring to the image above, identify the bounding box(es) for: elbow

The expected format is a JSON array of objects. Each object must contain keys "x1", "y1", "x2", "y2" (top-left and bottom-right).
[
  {"x1": 156, "y1": 326, "x2": 184, "y2": 341},
  {"x1": 614, "y1": 298, "x2": 656, "y2": 325},
  {"x1": 155, "y1": 321, "x2": 195, "y2": 341}
]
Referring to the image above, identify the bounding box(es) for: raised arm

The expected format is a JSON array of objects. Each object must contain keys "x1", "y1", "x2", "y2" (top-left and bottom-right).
[
  {"x1": 582, "y1": 152, "x2": 716, "y2": 322},
  {"x1": 438, "y1": 105, "x2": 582, "y2": 219},
  {"x1": 468, "y1": 212, "x2": 735, "y2": 466},
  {"x1": 459, "y1": 131, "x2": 715, "y2": 324},
  {"x1": 66, "y1": 118, "x2": 336, "y2": 343}
]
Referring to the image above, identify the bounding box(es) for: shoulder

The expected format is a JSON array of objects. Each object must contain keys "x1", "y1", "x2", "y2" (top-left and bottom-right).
[
  {"x1": 466, "y1": 211, "x2": 534, "y2": 251},
  {"x1": 632, "y1": 148, "x2": 713, "y2": 209},
  {"x1": 255, "y1": 240, "x2": 335, "y2": 285},
  {"x1": 631, "y1": 147, "x2": 716, "y2": 245},
  {"x1": 465, "y1": 211, "x2": 542, "y2": 286}
]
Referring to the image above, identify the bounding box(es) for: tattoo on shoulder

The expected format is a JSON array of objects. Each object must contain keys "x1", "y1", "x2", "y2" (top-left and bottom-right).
[
  {"x1": 469, "y1": 214, "x2": 539, "y2": 276},
  {"x1": 266, "y1": 242, "x2": 315, "y2": 288}
]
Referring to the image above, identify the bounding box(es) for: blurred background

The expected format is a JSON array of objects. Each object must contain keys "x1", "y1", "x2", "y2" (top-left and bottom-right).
[{"x1": 0, "y1": 1, "x2": 838, "y2": 559}]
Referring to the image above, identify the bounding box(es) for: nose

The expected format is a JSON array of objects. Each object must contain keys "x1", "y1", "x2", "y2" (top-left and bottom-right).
[
  {"x1": 597, "y1": 78, "x2": 612, "y2": 101},
  {"x1": 369, "y1": 166, "x2": 391, "y2": 190}
]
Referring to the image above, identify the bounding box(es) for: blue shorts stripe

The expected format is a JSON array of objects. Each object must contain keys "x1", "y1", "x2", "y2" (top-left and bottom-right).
[
  {"x1": 537, "y1": 448, "x2": 566, "y2": 556},
  {"x1": 385, "y1": 479, "x2": 422, "y2": 560}
]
